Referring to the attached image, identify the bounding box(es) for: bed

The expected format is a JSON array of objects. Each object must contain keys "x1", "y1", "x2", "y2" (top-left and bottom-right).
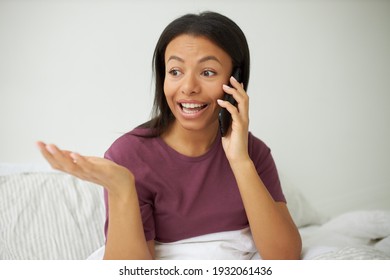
[{"x1": 0, "y1": 163, "x2": 389, "y2": 260}]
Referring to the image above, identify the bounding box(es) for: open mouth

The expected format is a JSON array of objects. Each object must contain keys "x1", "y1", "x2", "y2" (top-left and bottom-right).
[{"x1": 179, "y1": 102, "x2": 208, "y2": 114}]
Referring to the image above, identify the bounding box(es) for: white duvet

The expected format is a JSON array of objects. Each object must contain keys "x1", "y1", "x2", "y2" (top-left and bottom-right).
[
  {"x1": 88, "y1": 210, "x2": 390, "y2": 260},
  {"x1": 88, "y1": 227, "x2": 260, "y2": 260},
  {"x1": 300, "y1": 210, "x2": 390, "y2": 259}
]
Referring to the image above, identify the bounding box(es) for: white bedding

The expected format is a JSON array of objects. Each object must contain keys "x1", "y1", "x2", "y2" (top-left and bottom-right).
[
  {"x1": 88, "y1": 227, "x2": 260, "y2": 260},
  {"x1": 0, "y1": 165, "x2": 389, "y2": 260},
  {"x1": 299, "y1": 210, "x2": 390, "y2": 259},
  {"x1": 88, "y1": 215, "x2": 390, "y2": 260}
]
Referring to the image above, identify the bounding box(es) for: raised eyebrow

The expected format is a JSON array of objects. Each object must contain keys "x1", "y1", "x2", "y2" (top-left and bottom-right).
[
  {"x1": 166, "y1": 55, "x2": 221, "y2": 64},
  {"x1": 198, "y1": 55, "x2": 222, "y2": 65},
  {"x1": 167, "y1": 55, "x2": 184, "y2": 63}
]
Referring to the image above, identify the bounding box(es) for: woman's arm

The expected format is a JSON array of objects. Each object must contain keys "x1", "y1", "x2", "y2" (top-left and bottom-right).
[
  {"x1": 229, "y1": 158, "x2": 301, "y2": 259},
  {"x1": 218, "y1": 77, "x2": 302, "y2": 259},
  {"x1": 104, "y1": 184, "x2": 154, "y2": 259},
  {"x1": 36, "y1": 142, "x2": 154, "y2": 259}
]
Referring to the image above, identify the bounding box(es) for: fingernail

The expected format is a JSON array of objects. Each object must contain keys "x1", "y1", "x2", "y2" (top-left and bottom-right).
[
  {"x1": 70, "y1": 152, "x2": 79, "y2": 160},
  {"x1": 70, "y1": 153, "x2": 78, "y2": 163},
  {"x1": 46, "y1": 144, "x2": 56, "y2": 155},
  {"x1": 36, "y1": 141, "x2": 44, "y2": 150},
  {"x1": 222, "y1": 84, "x2": 230, "y2": 89},
  {"x1": 217, "y1": 99, "x2": 224, "y2": 104}
]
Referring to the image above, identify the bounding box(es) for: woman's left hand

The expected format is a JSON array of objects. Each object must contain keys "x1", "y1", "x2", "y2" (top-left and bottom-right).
[{"x1": 217, "y1": 75, "x2": 250, "y2": 163}]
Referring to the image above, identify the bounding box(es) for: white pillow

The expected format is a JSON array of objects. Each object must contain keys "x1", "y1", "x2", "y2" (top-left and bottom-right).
[
  {"x1": 280, "y1": 176, "x2": 324, "y2": 228},
  {"x1": 0, "y1": 172, "x2": 105, "y2": 260}
]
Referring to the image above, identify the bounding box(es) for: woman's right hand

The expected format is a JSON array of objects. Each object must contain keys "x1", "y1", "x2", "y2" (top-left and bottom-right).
[
  {"x1": 38, "y1": 141, "x2": 154, "y2": 259},
  {"x1": 36, "y1": 141, "x2": 134, "y2": 198}
]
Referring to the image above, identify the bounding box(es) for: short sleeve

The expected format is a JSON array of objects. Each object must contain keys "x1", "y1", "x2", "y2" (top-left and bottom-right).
[{"x1": 248, "y1": 133, "x2": 286, "y2": 203}]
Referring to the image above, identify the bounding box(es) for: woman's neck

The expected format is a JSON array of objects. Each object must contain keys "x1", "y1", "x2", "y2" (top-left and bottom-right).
[{"x1": 161, "y1": 121, "x2": 219, "y2": 157}]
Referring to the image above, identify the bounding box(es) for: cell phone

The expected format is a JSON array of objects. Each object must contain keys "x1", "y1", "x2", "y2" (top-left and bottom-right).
[{"x1": 218, "y1": 68, "x2": 242, "y2": 137}]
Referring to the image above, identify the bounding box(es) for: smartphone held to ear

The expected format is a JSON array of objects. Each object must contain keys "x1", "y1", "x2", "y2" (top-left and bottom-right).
[{"x1": 218, "y1": 68, "x2": 242, "y2": 137}]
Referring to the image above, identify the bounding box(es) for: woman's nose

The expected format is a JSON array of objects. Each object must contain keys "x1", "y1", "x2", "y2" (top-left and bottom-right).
[{"x1": 180, "y1": 73, "x2": 200, "y2": 96}]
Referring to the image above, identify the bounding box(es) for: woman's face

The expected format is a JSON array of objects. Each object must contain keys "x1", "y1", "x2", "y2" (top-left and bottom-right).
[{"x1": 164, "y1": 34, "x2": 233, "y2": 134}]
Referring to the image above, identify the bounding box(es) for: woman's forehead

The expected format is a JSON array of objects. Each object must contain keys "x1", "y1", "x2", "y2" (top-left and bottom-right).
[{"x1": 164, "y1": 34, "x2": 231, "y2": 63}]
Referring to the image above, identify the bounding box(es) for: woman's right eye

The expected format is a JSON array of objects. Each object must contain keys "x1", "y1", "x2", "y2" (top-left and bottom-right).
[{"x1": 168, "y1": 69, "x2": 181, "y2": 76}]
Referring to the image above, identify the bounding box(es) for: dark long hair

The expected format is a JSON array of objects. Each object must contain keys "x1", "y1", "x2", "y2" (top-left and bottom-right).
[{"x1": 140, "y1": 11, "x2": 250, "y2": 135}]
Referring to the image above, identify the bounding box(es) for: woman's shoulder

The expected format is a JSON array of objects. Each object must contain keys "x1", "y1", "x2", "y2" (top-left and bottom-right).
[
  {"x1": 104, "y1": 127, "x2": 158, "y2": 161},
  {"x1": 112, "y1": 127, "x2": 155, "y2": 144},
  {"x1": 248, "y1": 132, "x2": 271, "y2": 153}
]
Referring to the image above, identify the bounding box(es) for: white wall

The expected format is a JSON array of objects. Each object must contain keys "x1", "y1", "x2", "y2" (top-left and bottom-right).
[{"x1": 1, "y1": 0, "x2": 389, "y2": 217}]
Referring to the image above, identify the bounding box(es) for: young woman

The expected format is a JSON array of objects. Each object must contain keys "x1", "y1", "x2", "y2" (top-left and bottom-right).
[{"x1": 37, "y1": 11, "x2": 302, "y2": 260}]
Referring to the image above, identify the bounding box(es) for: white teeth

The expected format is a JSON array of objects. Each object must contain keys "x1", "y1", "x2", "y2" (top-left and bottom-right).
[
  {"x1": 181, "y1": 103, "x2": 205, "y2": 109},
  {"x1": 180, "y1": 102, "x2": 207, "y2": 114},
  {"x1": 182, "y1": 107, "x2": 198, "y2": 114}
]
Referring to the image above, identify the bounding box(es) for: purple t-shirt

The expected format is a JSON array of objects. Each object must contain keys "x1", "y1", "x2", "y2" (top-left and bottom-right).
[{"x1": 104, "y1": 127, "x2": 285, "y2": 243}]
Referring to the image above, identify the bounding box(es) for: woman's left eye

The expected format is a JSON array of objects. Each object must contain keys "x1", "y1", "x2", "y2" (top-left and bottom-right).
[{"x1": 202, "y1": 70, "x2": 216, "y2": 77}]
